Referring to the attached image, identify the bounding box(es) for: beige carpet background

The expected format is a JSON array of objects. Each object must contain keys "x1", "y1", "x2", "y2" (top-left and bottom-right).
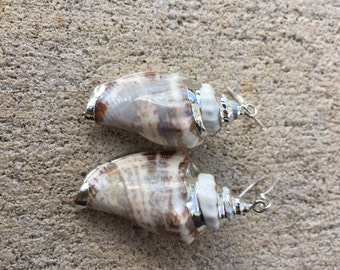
[{"x1": 1, "y1": 1, "x2": 339, "y2": 269}]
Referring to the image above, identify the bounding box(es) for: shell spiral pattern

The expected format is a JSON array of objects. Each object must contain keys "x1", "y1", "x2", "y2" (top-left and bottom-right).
[
  {"x1": 75, "y1": 151, "x2": 274, "y2": 243},
  {"x1": 84, "y1": 72, "x2": 221, "y2": 148},
  {"x1": 76, "y1": 151, "x2": 199, "y2": 243},
  {"x1": 88, "y1": 73, "x2": 204, "y2": 148},
  {"x1": 84, "y1": 72, "x2": 263, "y2": 147}
]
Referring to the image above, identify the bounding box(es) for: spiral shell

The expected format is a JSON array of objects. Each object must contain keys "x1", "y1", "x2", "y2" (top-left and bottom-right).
[
  {"x1": 75, "y1": 151, "x2": 267, "y2": 243},
  {"x1": 75, "y1": 151, "x2": 199, "y2": 243},
  {"x1": 84, "y1": 72, "x2": 221, "y2": 148}
]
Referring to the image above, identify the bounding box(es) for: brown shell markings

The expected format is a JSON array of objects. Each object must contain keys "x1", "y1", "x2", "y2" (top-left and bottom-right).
[
  {"x1": 77, "y1": 151, "x2": 199, "y2": 243},
  {"x1": 92, "y1": 73, "x2": 203, "y2": 148}
]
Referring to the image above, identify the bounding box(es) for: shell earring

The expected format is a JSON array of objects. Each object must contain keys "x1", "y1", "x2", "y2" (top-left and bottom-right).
[
  {"x1": 75, "y1": 151, "x2": 276, "y2": 244},
  {"x1": 83, "y1": 72, "x2": 263, "y2": 148}
]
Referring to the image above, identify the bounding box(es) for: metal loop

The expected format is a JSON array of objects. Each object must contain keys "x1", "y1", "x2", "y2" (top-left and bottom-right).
[
  {"x1": 241, "y1": 103, "x2": 265, "y2": 129},
  {"x1": 242, "y1": 104, "x2": 257, "y2": 118},
  {"x1": 226, "y1": 86, "x2": 265, "y2": 129},
  {"x1": 251, "y1": 199, "x2": 272, "y2": 213},
  {"x1": 238, "y1": 178, "x2": 278, "y2": 214}
]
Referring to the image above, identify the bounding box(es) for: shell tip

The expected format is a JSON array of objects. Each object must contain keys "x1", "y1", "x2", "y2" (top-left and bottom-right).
[
  {"x1": 74, "y1": 183, "x2": 89, "y2": 207},
  {"x1": 83, "y1": 106, "x2": 95, "y2": 121}
]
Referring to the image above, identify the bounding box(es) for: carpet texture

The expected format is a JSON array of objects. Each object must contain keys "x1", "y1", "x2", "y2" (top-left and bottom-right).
[{"x1": 1, "y1": 1, "x2": 339, "y2": 269}]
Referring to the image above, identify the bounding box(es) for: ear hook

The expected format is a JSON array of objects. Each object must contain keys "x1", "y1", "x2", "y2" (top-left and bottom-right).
[
  {"x1": 238, "y1": 178, "x2": 279, "y2": 213},
  {"x1": 226, "y1": 86, "x2": 265, "y2": 129}
]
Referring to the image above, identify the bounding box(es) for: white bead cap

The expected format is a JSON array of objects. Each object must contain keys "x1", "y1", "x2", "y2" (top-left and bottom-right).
[
  {"x1": 197, "y1": 173, "x2": 220, "y2": 230},
  {"x1": 200, "y1": 84, "x2": 221, "y2": 134}
]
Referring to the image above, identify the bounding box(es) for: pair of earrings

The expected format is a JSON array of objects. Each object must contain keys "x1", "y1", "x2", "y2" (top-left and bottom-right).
[{"x1": 75, "y1": 72, "x2": 275, "y2": 244}]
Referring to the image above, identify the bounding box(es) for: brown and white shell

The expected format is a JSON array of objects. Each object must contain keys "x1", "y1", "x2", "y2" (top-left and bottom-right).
[
  {"x1": 75, "y1": 151, "x2": 200, "y2": 243},
  {"x1": 74, "y1": 151, "x2": 267, "y2": 243},
  {"x1": 84, "y1": 72, "x2": 221, "y2": 148}
]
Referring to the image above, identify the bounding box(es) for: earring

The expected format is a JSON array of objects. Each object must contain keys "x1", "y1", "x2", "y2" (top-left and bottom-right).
[
  {"x1": 83, "y1": 72, "x2": 263, "y2": 148},
  {"x1": 75, "y1": 151, "x2": 276, "y2": 244}
]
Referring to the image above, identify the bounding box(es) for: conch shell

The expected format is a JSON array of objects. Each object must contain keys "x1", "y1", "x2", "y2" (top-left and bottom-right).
[
  {"x1": 83, "y1": 72, "x2": 261, "y2": 148},
  {"x1": 75, "y1": 151, "x2": 273, "y2": 243}
]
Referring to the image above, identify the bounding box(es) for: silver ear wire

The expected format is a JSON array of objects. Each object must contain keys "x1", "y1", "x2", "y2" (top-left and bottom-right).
[
  {"x1": 226, "y1": 86, "x2": 265, "y2": 129},
  {"x1": 238, "y1": 178, "x2": 279, "y2": 213}
]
